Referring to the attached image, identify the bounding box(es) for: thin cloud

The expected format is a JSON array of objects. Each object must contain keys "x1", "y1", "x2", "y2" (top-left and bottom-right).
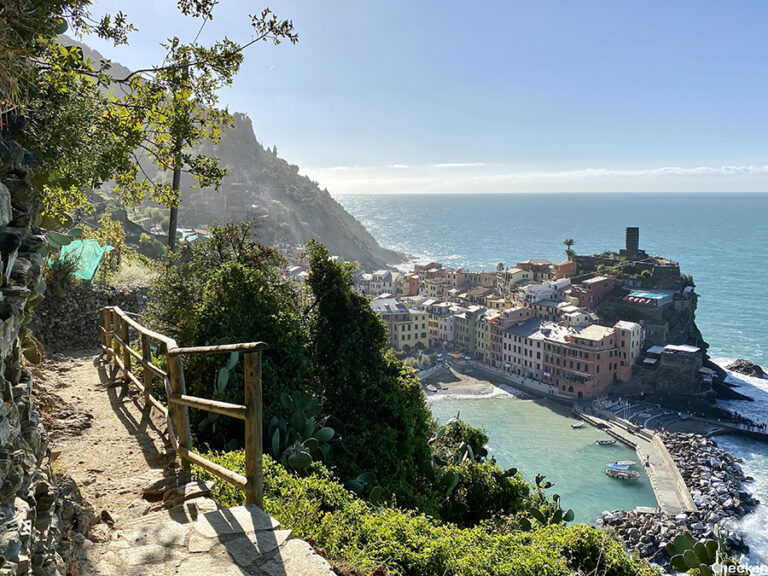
[
  {"x1": 432, "y1": 162, "x2": 487, "y2": 168},
  {"x1": 305, "y1": 161, "x2": 768, "y2": 195}
]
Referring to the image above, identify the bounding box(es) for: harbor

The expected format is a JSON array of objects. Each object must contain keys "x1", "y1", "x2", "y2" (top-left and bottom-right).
[
  {"x1": 426, "y1": 365, "x2": 759, "y2": 562},
  {"x1": 427, "y1": 370, "x2": 658, "y2": 523}
]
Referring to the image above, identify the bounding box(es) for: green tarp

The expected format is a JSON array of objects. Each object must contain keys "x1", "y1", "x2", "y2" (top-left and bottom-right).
[{"x1": 58, "y1": 239, "x2": 113, "y2": 281}]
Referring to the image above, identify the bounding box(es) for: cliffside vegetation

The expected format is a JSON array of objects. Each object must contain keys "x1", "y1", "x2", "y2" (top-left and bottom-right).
[{"x1": 145, "y1": 221, "x2": 658, "y2": 575}]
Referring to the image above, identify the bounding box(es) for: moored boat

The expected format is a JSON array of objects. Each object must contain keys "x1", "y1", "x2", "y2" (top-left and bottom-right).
[
  {"x1": 596, "y1": 439, "x2": 616, "y2": 446},
  {"x1": 605, "y1": 466, "x2": 640, "y2": 480},
  {"x1": 571, "y1": 422, "x2": 585, "y2": 429},
  {"x1": 613, "y1": 460, "x2": 636, "y2": 467}
]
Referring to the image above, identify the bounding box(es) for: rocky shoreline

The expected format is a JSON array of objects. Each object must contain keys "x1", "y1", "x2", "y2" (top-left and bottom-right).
[{"x1": 598, "y1": 432, "x2": 759, "y2": 570}]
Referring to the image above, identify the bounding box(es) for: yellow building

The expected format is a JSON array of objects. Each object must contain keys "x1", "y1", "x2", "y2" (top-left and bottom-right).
[
  {"x1": 475, "y1": 311, "x2": 499, "y2": 362},
  {"x1": 393, "y1": 309, "x2": 429, "y2": 351}
]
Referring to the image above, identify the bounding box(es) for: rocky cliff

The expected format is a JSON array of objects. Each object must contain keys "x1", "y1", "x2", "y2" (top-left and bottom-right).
[{"x1": 176, "y1": 113, "x2": 405, "y2": 270}]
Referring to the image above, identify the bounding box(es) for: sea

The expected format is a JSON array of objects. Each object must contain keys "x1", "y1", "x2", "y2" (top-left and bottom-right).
[{"x1": 337, "y1": 192, "x2": 768, "y2": 561}]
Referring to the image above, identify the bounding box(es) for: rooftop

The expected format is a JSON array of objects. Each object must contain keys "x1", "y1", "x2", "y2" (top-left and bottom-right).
[
  {"x1": 576, "y1": 324, "x2": 615, "y2": 341},
  {"x1": 370, "y1": 298, "x2": 407, "y2": 314},
  {"x1": 614, "y1": 320, "x2": 642, "y2": 331},
  {"x1": 504, "y1": 317, "x2": 547, "y2": 339},
  {"x1": 583, "y1": 275, "x2": 611, "y2": 285}
]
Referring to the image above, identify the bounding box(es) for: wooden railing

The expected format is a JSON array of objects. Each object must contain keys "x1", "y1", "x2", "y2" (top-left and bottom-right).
[{"x1": 99, "y1": 305, "x2": 267, "y2": 507}]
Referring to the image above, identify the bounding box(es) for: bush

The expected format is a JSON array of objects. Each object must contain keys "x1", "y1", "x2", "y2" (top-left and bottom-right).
[
  {"x1": 138, "y1": 233, "x2": 165, "y2": 260},
  {"x1": 195, "y1": 452, "x2": 659, "y2": 576},
  {"x1": 44, "y1": 253, "x2": 81, "y2": 297}
]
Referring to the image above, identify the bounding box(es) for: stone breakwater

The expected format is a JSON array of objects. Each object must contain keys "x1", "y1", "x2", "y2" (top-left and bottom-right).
[{"x1": 598, "y1": 432, "x2": 758, "y2": 568}]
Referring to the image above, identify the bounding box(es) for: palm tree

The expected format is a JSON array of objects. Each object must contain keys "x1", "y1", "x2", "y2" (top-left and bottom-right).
[{"x1": 563, "y1": 239, "x2": 576, "y2": 261}]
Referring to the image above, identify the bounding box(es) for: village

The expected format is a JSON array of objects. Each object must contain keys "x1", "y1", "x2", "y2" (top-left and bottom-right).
[{"x1": 353, "y1": 227, "x2": 707, "y2": 402}]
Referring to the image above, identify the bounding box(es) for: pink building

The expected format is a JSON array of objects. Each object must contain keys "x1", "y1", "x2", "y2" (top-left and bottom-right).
[
  {"x1": 571, "y1": 276, "x2": 620, "y2": 309},
  {"x1": 490, "y1": 307, "x2": 534, "y2": 365}
]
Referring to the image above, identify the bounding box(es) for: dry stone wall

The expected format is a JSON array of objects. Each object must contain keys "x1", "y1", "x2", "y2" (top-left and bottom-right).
[
  {"x1": 0, "y1": 126, "x2": 94, "y2": 575},
  {"x1": 30, "y1": 285, "x2": 147, "y2": 354}
]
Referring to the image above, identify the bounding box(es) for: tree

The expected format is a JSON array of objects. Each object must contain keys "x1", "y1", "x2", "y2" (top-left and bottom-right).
[
  {"x1": 3, "y1": 1, "x2": 297, "y2": 244},
  {"x1": 112, "y1": 8, "x2": 298, "y2": 249},
  {"x1": 563, "y1": 238, "x2": 576, "y2": 261},
  {"x1": 305, "y1": 240, "x2": 433, "y2": 504},
  {"x1": 496, "y1": 262, "x2": 504, "y2": 271}
]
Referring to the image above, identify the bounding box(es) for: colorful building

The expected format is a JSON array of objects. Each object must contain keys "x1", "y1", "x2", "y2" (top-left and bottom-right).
[
  {"x1": 571, "y1": 276, "x2": 620, "y2": 309},
  {"x1": 542, "y1": 324, "x2": 624, "y2": 398},
  {"x1": 393, "y1": 309, "x2": 429, "y2": 351},
  {"x1": 503, "y1": 318, "x2": 548, "y2": 380},
  {"x1": 614, "y1": 320, "x2": 644, "y2": 381}
]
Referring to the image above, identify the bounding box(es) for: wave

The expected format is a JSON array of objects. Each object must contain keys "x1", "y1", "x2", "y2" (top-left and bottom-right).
[
  {"x1": 426, "y1": 385, "x2": 523, "y2": 402},
  {"x1": 711, "y1": 360, "x2": 768, "y2": 563}
]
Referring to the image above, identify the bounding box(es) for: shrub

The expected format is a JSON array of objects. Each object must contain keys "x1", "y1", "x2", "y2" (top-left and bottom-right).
[
  {"x1": 138, "y1": 233, "x2": 165, "y2": 260},
  {"x1": 44, "y1": 252, "x2": 81, "y2": 297},
  {"x1": 195, "y1": 452, "x2": 659, "y2": 576}
]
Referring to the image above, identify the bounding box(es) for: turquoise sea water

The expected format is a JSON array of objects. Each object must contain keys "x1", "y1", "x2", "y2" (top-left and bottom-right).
[
  {"x1": 429, "y1": 397, "x2": 656, "y2": 524},
  {"x1": 338, "y1": 192, "x2": 768, "y2": 560}
]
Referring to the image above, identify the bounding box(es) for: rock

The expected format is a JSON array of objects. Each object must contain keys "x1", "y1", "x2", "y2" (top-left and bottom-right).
[
  {"x1": 725, "y1": 359, "x2": 767, "y2": 378},
  {"x1": 162, "y1": 481, "x2": 214, "y2": 509},
  {"x1": 100, "y1": 510, "x2": 116, "y2": 528}
]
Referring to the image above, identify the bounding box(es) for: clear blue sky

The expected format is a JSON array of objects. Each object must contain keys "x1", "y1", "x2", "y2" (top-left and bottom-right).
[{"x1": 85, "y1": 1, "x2": 768, "y2": 194}]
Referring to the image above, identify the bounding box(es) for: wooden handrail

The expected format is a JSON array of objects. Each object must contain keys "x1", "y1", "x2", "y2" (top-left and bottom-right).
[
  {"x1": 99, "y1": 305, "x2": 264, "y2": 507},
  {"x1": 168, "y1": 342, "x2": 269, "y2": 356}
]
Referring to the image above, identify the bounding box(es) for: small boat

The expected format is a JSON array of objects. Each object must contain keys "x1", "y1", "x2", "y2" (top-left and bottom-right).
[
  {"x1": 571, "y1": 422, "x2": 585, "y2": 429},
  {"x1": 605, "y1": 466, "x2": 640, "y2": 480},
  {"x1": 613, "y1": 460, "x2": 636, "y2": 467},
  {"x1": 596, "y1": 439, "x2": 616, "y2": 446}
]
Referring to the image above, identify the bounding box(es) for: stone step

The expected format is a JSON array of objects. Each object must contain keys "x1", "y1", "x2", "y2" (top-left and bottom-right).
[{"x1": 81, "y1": 504, "x2": 336, "y2": 575}]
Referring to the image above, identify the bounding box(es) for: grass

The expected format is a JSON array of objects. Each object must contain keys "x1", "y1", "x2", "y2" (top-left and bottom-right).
[{"x1": 105, "y1": 257, "x2": 158, "y2": 287}]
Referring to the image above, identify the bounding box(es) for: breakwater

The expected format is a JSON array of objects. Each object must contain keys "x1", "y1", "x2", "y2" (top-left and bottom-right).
[{"x1": 598, "y1": 432, "x2": 759, "y2": 567}]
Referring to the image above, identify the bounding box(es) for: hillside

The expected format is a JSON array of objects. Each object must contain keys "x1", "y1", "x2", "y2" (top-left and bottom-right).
[
  {"x1": 183, "y1": 113, "x2": 405, "y2": 269},
  {"x1": 70, "y1": 39, "x2": 405, "y2": 270}
]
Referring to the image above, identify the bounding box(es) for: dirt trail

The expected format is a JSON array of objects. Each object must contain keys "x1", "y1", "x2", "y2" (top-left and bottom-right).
[
  {"x1": 36, "y1": 351, "x2": 337, "y2": 575},
  {"x1": 36, "y1": 350, "x2": 176, "y2": 533}
]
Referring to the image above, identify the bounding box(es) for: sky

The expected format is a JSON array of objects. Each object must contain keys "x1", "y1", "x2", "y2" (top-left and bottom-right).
[{"x1": 84, "y1": 1, "x2": 768, "y2": 195}]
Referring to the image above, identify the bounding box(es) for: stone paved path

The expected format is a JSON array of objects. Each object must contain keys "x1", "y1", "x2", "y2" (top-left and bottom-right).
[
  {"x1": 80, "y1": 502, "x2": 335, "y2": 575},
  {"x1": 47, "y1": 351, "x2": 335, "y2": 575}
]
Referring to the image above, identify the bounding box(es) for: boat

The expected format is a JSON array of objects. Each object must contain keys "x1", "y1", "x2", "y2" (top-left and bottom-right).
[
  {"x1": 605, "y1": 466, "x2": 640, "y2": 480},
  {"x1": 596, "y1": 439, "x2": 616, "y2": 446},
  {"x1": 612, "y1": 460, "x2": 636, "y2": 467},
  {"x1": 571, "y1": 422, "x2": 585, "y2": 429}
]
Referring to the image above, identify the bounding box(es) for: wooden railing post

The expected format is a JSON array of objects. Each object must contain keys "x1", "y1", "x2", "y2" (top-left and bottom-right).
[
  {"x1": 141, "y1": 333, "x2": 152, "y2": 401},
  {"x1": 244, "y1": 351, "x2": 263, "y2": 507},
  {"x1": 104, "y1": 308, "x2": 112, "y2": 360},
  {"x1": 111, "y1": 308, "x2": 119, "y2": 362},
  {"x1": 166, "y1": 354, "x2": 193, "y2": 469},
  {"x1": 121, "y1": 317, "x2": 131, "y2": 377}
]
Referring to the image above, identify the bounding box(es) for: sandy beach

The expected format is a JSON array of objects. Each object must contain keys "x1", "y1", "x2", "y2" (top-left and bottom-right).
[{"x1": 422, "y1": 365, "x2": 529, "y2": 400}]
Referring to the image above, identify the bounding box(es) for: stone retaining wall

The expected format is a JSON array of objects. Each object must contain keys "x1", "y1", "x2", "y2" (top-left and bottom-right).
[
  {"x1": 0, "y1": 125, "x2": 94, "y2": 575},
  {"x1": 30, "y1": 284, "x2": 148, "y2": 354}
]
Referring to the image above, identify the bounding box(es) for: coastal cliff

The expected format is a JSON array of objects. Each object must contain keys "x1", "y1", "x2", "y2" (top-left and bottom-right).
[
  {"x1": 68, "y1": 39, "x2": 405, "y2": 271},
  {"x1": 181, "y1": 113, "x2": 406, "y2": 269}
]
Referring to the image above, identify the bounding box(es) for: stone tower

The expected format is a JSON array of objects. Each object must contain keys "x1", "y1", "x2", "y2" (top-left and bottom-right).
[
  {"x1": 620, "y1": 226, "x2": 647, "y2": 260},
  {"x1": 626, "y1": 227, "x2": 639, "y2": 254}
]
